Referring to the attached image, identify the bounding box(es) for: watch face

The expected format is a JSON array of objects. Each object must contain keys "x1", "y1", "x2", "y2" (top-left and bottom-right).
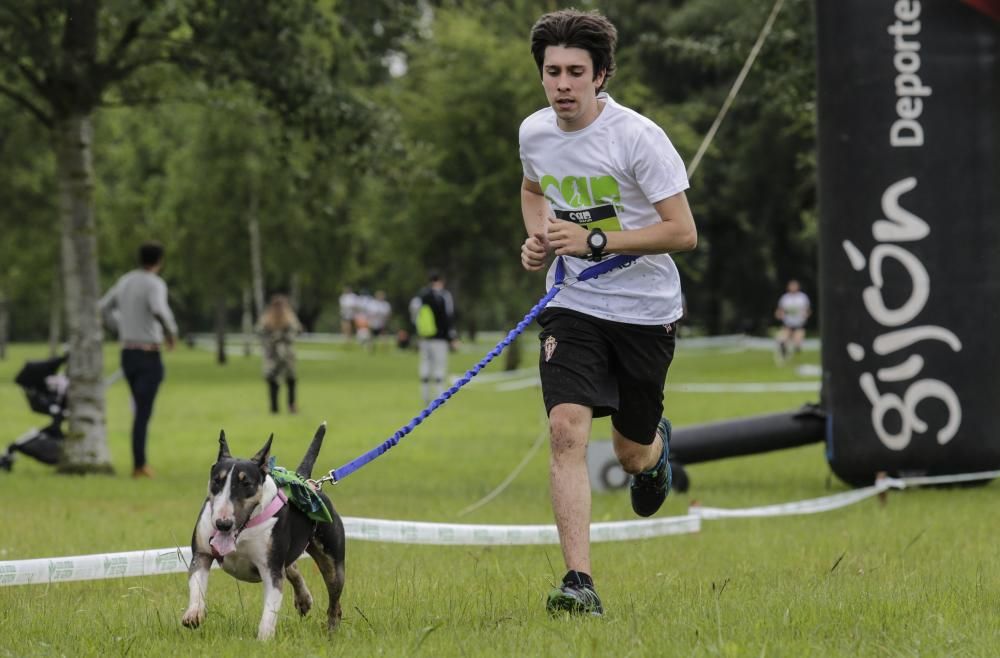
[{"x1": 589, "y1": 231, "x2": 607, "y2": 248}]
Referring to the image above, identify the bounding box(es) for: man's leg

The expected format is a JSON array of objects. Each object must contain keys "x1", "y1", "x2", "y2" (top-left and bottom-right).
[
  {"x1": 267, "y1": 378, "x2": 280, "y2": 413},
  {"x1": 429, "y1": 340, "x2": 448, "y2": 399},
  {"x1": 613, "y1": 425, "x2": 663, "y2": 475},
  {"x1": 607, "y1": 320, "x2": 676, "y2": 518},
  {"x1": 546, "y1": 402, "x2": 603, "y2": 615},
  {"x1": 548, "y1": 402, "x2": 593, "y2": 575},
  {"x1": 615, "y1": 420, "x2": 673, "y2": 518},
  {"x1": 286, "y1": 377, "x2": 297, "y2": 413},
  {"x1": 130, "y1": 353, "x2": 164, "y2": 471},
  {"x1": 776, "y1": 327, "x2": 790, "y2": 362},
  {"x1": 418, "y1": 340, "x2": 432, "y2": 403},
  {"x1": 792, "y1": 328, "x2": 806, "y2": 354}
]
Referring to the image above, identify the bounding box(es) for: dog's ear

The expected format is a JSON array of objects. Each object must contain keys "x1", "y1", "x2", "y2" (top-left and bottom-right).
[
  {"x1": 252, "y1": 434, "x2": 274, "y2": 473},
  {"x1": 217, "y1": 430, "x2": 232, "y2": 461}
]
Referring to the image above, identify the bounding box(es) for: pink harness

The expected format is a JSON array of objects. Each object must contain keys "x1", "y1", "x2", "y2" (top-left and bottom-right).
[{"x1": 210, "y1": 489, "x2": 287, "y2": 561}]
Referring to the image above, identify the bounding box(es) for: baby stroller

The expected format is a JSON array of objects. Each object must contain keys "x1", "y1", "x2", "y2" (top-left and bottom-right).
[{"x1": 0, "y1": 354, "x2": 69, "y2": 472}]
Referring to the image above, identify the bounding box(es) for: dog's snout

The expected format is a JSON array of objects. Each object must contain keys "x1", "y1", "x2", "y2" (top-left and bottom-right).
[{"x1": 215, "y1": 518, "x2": 234, "y2": 532}]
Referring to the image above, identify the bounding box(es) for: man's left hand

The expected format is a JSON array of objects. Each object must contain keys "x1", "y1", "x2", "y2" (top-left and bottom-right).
[{"x1": 547, "y1": 217, "x2": 590, "y2": 258}]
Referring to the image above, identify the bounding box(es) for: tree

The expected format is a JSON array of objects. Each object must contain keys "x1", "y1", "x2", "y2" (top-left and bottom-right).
[
  {"x1": 0, "y1": 0, "x2": 342, "y2": 473},
  {"x1": 0, "y1": 105, "x2": 59, "y2": 351},
  {"x1": 374, "y1": 4, "x2": 548, "y2": 334},
  {"x1": 604, "y1": 0, "x2": 818, "y2": 333}
]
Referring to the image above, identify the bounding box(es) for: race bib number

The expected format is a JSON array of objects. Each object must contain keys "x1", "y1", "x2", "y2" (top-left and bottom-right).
[{"x1": 553, "y1": 204, "x2": 622, "y2": 232}]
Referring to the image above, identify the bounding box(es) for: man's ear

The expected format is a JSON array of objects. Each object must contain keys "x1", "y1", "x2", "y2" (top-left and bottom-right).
[
  {"x1": 252, "y1": 434, "x2": 274, "y2": 473},
  {"x1": 217, "y1": 430, "x2": 231, "y2": 461},
  {"x1": 594, "y1": 68, "x2": 607, "y2": 91}
]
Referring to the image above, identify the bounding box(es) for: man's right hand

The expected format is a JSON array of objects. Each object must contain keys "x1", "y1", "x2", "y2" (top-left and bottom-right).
[
  {"x1": 521, "y1": 232, "x2": 550, "y2": 271},
  {"x1": 164, "y1": 335, "x2": 176, "y2": 351}
]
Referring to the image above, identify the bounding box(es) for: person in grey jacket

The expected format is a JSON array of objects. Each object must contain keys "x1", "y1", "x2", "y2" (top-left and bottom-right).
[{"x1": 100, "y1": 241, "x2": 178, "y2": 478}]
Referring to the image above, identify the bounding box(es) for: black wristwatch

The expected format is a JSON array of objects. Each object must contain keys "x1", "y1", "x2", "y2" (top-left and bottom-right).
[{"x1": 586, "y1": 228, "x2": 608, "y2": 261}]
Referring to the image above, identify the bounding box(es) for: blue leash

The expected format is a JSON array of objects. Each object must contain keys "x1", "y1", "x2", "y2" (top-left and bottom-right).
[{"x1": 311, "y1": 254, "x2": 638, "y2": 487}]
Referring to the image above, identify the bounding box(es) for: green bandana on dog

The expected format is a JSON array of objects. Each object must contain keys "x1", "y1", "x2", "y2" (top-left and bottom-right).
[{"x1": 269, "y1": 459, "x2": 334, "y2": 524}]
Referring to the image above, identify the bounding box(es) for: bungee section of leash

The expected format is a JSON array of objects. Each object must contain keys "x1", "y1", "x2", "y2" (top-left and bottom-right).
[{"x1": 308, "y1": 254, "x2": 639, "y2": 490}]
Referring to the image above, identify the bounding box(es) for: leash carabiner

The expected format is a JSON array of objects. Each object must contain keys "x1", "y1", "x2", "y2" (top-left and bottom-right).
[{"x1": 306, "y1": 475, "x2": 336, "y2": 491}]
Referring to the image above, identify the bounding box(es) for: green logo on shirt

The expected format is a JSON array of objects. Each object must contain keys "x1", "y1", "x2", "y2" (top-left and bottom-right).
[{"x1": 539, "y1": 174, "x2": 621, "y2": 211}]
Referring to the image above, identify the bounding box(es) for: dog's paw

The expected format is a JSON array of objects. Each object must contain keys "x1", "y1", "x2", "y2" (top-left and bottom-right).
[
  {"x1": 294, "y1": 591, "x2": 313, "y2": 616},
  {"x1": 181, "y1": 608, "x2": 205, "y2": 629}
]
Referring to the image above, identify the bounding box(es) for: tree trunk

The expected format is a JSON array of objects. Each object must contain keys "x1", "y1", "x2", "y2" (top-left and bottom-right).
[
  {"x1": 247, "y1": 190, "x2": 265, "y2": 319},
  {"x1": 54, "y1": 114, "x2": 112, "y2": 475},
  {"x1": 49, "y1": 269, "x2": 62, "y2": 357},
  {"x1": 215, "y1": 294, "x2": 228, "y2": 365},
  {"x1": 241, "y1": 286, "x2": 253, "y2": 357}
]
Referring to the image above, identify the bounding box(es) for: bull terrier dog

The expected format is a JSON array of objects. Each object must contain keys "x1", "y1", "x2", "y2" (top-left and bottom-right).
[{"x1": 181, "y1": 423, "x2": 345, "y2": 640}]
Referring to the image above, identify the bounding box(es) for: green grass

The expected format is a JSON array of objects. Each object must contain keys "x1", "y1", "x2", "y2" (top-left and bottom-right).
[{"x1": 0, "y1": 338, "x2": 997, "y2": 657}]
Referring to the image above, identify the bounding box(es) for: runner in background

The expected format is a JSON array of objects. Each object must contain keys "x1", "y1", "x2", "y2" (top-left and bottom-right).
[{"x1": 774, "y1": 279, "x2": 811, "y2": 363}]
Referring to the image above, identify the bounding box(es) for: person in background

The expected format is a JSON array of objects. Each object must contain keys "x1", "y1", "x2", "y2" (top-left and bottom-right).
[
  {"x1": 353, "y1": 290, "x2": 373, "y2": 349},
  {"x1": 366, "y1": 290, "x2": 392, "y2": 352},
  {"x1": 409, "y1": 272, "x2": 458, "y2": 404},
  {"x1": 338, "y1": 286, "x2": 357, "y2": 338},
  {"x1": 774, "y1": 279, "x2": 811, "y2": 362},
  {"x1": 100, "y1": 241, "x2": 178, "y2": 479},
  {"x1": 258, "y1": 294, "x2": 303, "y2": 414}
]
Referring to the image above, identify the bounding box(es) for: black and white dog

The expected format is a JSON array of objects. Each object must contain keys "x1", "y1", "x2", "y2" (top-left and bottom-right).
[{"x1": 181, "y1": 423, "x2": 345, "y2": 640}]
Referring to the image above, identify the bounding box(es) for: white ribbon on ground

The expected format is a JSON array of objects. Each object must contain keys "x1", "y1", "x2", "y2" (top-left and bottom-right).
[
  {"x1": 692, "y1": 479, "x2": 900, "y2": 519},
  {"x1": 2, "y1": 470, "x2": 996, "y2": 586},
  {"x1": 0, "y1": 515, "x2": 701, "y2": 586}
]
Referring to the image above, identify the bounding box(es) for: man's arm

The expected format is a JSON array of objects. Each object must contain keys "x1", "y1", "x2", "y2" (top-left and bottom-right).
[
  {"x1": 98, "y1": 278, "x2": 120, "y2": 312},
  {"x1": 521, "y1": 177, "x2": 552, "y2": 271},
  {"x1": 151, "y1": 280, "x2": 179, "y2": 349},
  {"x1": 546, "y1": 190, "x2": 698, "y2": 258}
]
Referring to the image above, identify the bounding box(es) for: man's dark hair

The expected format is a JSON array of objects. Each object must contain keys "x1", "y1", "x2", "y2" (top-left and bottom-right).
[
  {"x1": 138, "y1": 241, "x2": 165, "y2": 267},
  {"x1": 530, "y1": 9, "x2": 618, "y2": 93}
]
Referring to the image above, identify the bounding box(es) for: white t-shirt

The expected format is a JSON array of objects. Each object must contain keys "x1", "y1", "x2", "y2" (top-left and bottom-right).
[
  {"x1": 339, "y1": 292, "x2": 358, "y2": 321},
  {"x1": 366, "y1": 298, "x2": 392, "y2": 330},
  {"x1": 519, "y1": 94, "x2": 689, "y2": 325},
  {"x1": 778, "y1": 291, "x2": 811, "y2": 328}
]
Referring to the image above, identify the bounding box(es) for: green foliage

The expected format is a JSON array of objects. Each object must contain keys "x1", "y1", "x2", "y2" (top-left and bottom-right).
[
  {"x1": 0, "y1": 108, "x2": 58, "y2": 338},
  {"x1": 0, "y1": 0, "x2": 821, "y2": 339},
  {"x1": 381, "y1": 5, "x2": 546, "y2": 324}
]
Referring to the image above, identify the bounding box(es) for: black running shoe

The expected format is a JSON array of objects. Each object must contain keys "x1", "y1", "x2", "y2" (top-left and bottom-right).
[
  {"x1": 630, "y1": 417, "x2": 673, "y2": 517},
  {"x1": 546, "y1": 571, "x2": 603, "y2": 617}
]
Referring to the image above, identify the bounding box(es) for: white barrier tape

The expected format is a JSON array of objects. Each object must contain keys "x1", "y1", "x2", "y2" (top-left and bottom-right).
[
  {"x1": 3, "y1": 470, "x2": 995, "y2": 587},
  {"x1": 0, "y1": 547, "x2": 194, "y2": 587},
  {"x1": 0, "y1": 515, "x2": 701, "y2": 586},
  {"x1": 691, "y1": 469, "x2": 1000, "y2": 520},
  {"x1": 692, "y1": 479, "x2": 900, "y2": 519},
  {"x1": 343, "y1": 514, "x2": 700, "y2": 546},
  {"x1": 897, "y1": 469, "x2": 1000, "y2": 487}
]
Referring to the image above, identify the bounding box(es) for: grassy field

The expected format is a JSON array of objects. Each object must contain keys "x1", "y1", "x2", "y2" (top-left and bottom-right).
[{"x1": 0, "y1": 336, "x2": 997, "y2": 657}]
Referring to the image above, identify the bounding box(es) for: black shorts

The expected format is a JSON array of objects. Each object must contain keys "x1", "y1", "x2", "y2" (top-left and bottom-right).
[{"x1": 537, "y1": 308, "x2": 677, "y2": 445}]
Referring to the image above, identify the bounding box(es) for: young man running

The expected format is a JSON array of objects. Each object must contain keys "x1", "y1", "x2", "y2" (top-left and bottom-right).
[
  {"x1": 774, "y1": 279, "x2": 811, "y2": 362},
  {"x1": 519, "y1": 9, "x2": 697, "y2": 616}
]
